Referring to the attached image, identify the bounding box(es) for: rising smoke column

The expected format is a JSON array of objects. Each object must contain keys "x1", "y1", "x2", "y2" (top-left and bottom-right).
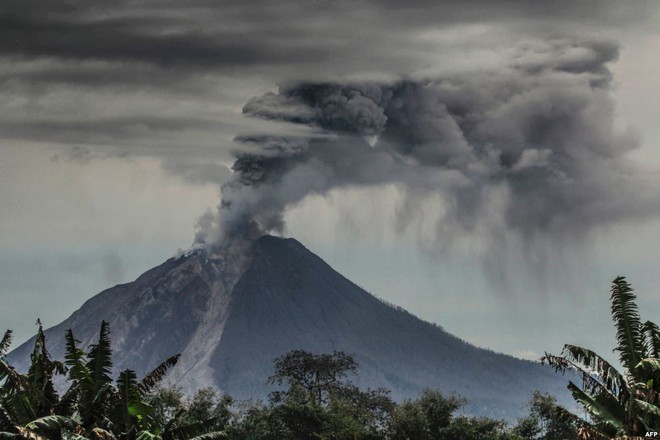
[{"x1": 195, "y1": 40, "x2": 657, "y2": 270}]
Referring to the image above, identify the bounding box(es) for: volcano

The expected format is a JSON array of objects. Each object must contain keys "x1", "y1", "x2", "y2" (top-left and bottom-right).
[{"x1": 8, "y1": 236, "x2": 571, "y2": 419}]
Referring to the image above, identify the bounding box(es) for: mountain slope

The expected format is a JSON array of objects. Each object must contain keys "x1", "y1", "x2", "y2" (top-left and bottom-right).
[{"x1": 8, "y1": 236, "x2": 571, "y2": 419}]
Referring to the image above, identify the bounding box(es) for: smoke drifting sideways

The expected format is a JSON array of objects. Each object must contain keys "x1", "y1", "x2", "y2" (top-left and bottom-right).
[{"x1": 194, "y1": 40, "x2": 658, "y2": 284}]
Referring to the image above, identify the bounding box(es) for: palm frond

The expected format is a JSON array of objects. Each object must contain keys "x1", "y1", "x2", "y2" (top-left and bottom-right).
[
  {"x1": 1, "y1": 395, "x2": 37, "y2": 428},
  {"x1": 567, "y1": 382, "x2": 623, "y2": 436},
  {"x1": 23, "y1": 415, "x2": 79, "y2": 433},
  {"x1": 16, "y1": 425, "x2": 48, "y2": 440},
  {"x1": 0, "y1": 331, "x2": 12, "y2": 357},
  {"x1": 0, "y1": 360, "x2": 35, "y2": 424},
  {"x1": 634, "y1": 399, "x2": 660, "y2": 417},
  {"x1": 117, "y1": 370, "x2": 139, "y2": 406},
  {"x1": 561, "y1": 345, "x2": 627, "y2": 398},
  {"x1": 91, "y1": 382, "x2": 115, "y2": 409},
  {"x1": 26, "y1": 324, "x2": 60, "y2": 416},
  {"x1": 138, "y1": 355, "x2": 180, "y2": 396},
  {"x1": 116, "y1": 369, "x2": 141, "y2": 432},
  {"x1": 541, "y1": 351, "x2": 623, "y2": 404},
  {"x1": 79, "y1": 380, "x2": 115, "y2": 430},
  {"x1": 64, "y1": 330, "x2": 89, "y2": 383},
  {"x1": 549, "y1": 404, "x2": 608, "y2": 440},
  {"x1": 75, "y1": 324, "x2": 114, "y2": 430},
  {"x1": 52, "y1": 361, "x2": 67, "y2": 377},
  {"x1": 610, "y1": 276, "x2": 644, "y2": 371},
  {"x1": 56, "y1": 381, "x2": 80, "y2": 416},
  {"x1": 10, "y1": 414, "x2": 79, "y2": 440},
  {"x1": 641, "y1": 321, "x2": 660, "y2": 359},
  {"x1": 0, "y1": 360, "x2": 26, "y2": 395},
  {"x1": 85, "y1": 322, "x2": 113, "y2": 389},
  {"x1": 187, "y1": 433, "x2": 226, "y2": 440},
  {"x1": 162, "y1": 409, "x2": 186, "y2": 433},
  {"x1": 135, "y1": 431, "x2": 160, "y2": 440},
  {"x1": 27, "y1": 330, "x2": 45, "y2": 383},
  {"x1": 634, "y1": 358, "x2": 660, "y2": 378}
]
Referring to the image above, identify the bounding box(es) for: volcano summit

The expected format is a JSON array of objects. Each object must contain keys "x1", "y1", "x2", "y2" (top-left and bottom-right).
[{"x1": 8, "y1": 236, "x2": 570, "y2": 419}]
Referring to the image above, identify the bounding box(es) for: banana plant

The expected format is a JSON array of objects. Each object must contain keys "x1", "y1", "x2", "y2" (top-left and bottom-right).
[
  {"x1": 542, "y1": 276, "x2": 660, "y2": 438},
  {"x1": 2, "y1": 322, "x2": 226, "y2": 440},
  {"x1": 1, "y1": 322, "x2": 73, "y2": 439}
]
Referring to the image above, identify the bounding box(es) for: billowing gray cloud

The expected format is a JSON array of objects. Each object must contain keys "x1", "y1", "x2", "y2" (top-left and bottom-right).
[
  {"x1": 1, "y1": 0, "x2": 657, "y2": 164},
  {"x1": 2, "y1": 0, "x2": 659, "y2": 278},
  {"x1": 195, "y1": 40, "x2": 658, "y2": 278},
  {"x1": 1, "y1": 1, "x2": 657, "y2": 84}
]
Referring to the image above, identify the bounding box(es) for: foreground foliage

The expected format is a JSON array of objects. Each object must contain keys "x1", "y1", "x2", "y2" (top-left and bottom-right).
[
  {"x1": 0, "y1": 321, "x2": 225, "y2": 440},
  {"x1": 148, "y1": 351, "x2": 576, "y2": 440},
  {"x1": 1, "y1": 326, "x2": 582, "y2": 440},
  {"x1": 9, "y1": 275, "x2": 654, "y2": 439},
  {"x1": 543, "y1": 276, "x2": 660, "y2": 438}
]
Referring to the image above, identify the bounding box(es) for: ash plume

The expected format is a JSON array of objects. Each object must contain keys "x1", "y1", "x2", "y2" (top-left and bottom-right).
[{"x1": 195, "y1": 40, "x2": 657, "y2": 277}]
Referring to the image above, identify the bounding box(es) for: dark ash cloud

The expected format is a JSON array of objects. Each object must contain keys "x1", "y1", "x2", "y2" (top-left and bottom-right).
[
  {"x1": 1, "y1": 0, "x2": 656, "y2": 79},
  {"x1": 195, "y1": 40, "x2": 658, "y2": 276},
  {"x1": 1, "y1": 0, "x2": 657, "y2": 169},
  {"x1": 0, "y1": 14, "x2": 327, "y2": 69},
  {"x1": 1, "y1": 0, "x2": 659, "y2": 285}
]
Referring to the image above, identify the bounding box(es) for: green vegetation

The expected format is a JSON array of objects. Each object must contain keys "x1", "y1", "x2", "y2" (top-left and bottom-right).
[
  {"x1": 2, "y1": 275, "x2": 657, "y2": 439},
  {"x1": 0, "y1": 321, "x2": 225, "y2": 439},
  {"x1": 2, "y1": 323, "x2": 574, "y2": 440},
  {"x1": 543, "y1": 276, "x2": 660, "y2": 438}
]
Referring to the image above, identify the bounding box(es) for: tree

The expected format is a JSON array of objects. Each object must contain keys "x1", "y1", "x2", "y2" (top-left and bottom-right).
[
  {"x1": 258, "y1": 350, "x2": 393, "y2": 440},
  {"x1": 542, "y1": 276, "x2": 660, "y2": 438},
  {"x1": 387, "y1": 398, "x2": 431, "y2": 440},
  {"x1": 227, "y1": 400, "x2": 290, "y2": 440},
  {"x1": 268, "y1": 350, "x2": 357, "y2": 407},
  {"x1": 387, "y1": 389, "x2": 464, "y2": 440},
  {"x1": 147, "y1": 386, "x2": 185, "y2": 429},
  {"x1": 512, "y1": 391, "x2": 578, "y2": 440},
  {"x1": 385, "y1": 389, "x2": 521, "y2": 440},
  {"x1": 148, "y1": 386, "x2": 233, "y2": 434},
  {"x1": 323, "y1": 386, "x2": 393, "y2": 440}
]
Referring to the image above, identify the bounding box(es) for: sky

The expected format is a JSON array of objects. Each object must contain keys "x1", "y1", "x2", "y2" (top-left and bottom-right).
[{"x1": 1, "y1": 0, "x2": 660, "y2": 364}]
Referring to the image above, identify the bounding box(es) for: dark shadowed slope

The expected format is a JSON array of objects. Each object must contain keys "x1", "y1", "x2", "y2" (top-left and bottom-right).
[
  {"x1": 8, "y1": 235, "x2": 571, "y2": 420},
  {"x1": 209, "y1": 236, "x2": 571, "y2": 418}
]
